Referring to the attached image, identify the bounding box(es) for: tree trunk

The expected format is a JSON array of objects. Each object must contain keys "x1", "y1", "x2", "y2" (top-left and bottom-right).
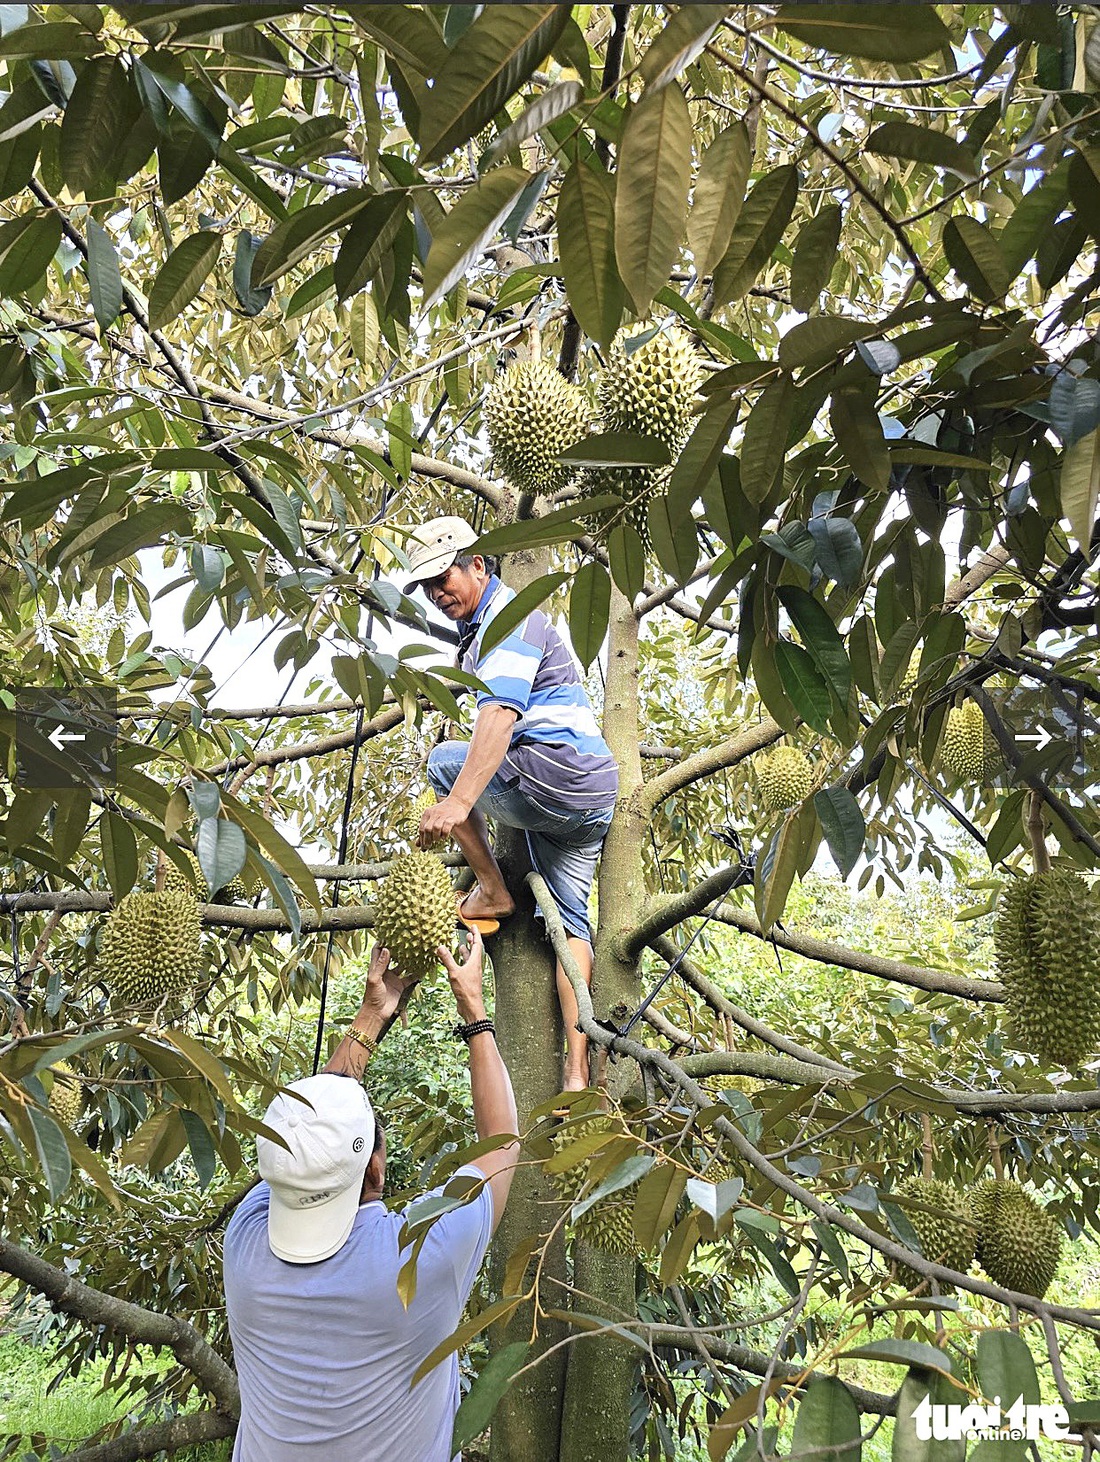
[{"x1": 559, "y1": 587, "x2": 645, "y2": 1462}]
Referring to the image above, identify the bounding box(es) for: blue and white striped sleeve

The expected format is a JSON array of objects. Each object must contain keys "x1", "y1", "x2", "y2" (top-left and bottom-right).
[{"x1": 474, "y1": 619, "x2": 542, "y2": 713}]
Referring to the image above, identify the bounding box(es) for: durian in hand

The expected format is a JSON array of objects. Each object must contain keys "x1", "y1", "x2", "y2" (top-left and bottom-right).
[
  {"x1": 482, "y1": 360, "x2": 589, "y2": 495},
  {"x1": 372, "y1": 851, "x2": 455, "y2": 978},
  {"x1": 939, "y1": 700, "x2": 1000, "y2": 783},
  {"x1": 48, "y1": 1062, "x2": 84, "y2": 1128},
  {"x1": 970, "y1": 1178, "x2": 1062, "y2": 1297},
  {"x1": 98, "y1": 889, "x2": 203, "y2": 1005},
  {"x1": 994, "y1": 869, "x2": 1100, "y2": 1068},
  {"x1": 548, "y1": 1116, "x2": 640, "y2": 1256},
  {"x1": 892, "y1": 1177, "x2": 976, "y2": 1288},
  {"x1": 398, "y1": 788, "x2": 437, "y2": 845},
  {"x1": 758, "y1": 746, "x2": 813, "y2": 812}
]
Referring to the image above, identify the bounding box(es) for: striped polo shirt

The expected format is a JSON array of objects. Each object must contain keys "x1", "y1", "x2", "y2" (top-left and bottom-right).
[{"x1": 458, "y1": 576, "x2": 619, "y2": 811}]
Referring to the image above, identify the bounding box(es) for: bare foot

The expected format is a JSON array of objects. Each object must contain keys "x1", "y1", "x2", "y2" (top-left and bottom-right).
[
  {"x1": 561, "y1": 1069, "x2": 589, "y2": 1093},
  {"x1": 459, "y1": 885, "x2": 515, "y2": 922}
]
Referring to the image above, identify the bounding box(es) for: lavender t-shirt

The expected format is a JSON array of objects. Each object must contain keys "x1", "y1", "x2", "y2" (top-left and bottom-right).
[{"x1": 223, "y1": 1168, "x2": 494, "y2": 1461}]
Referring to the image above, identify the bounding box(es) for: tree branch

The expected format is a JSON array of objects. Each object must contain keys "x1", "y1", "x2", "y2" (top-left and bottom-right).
[
  {"x1": 65, "y1": 1412, "x2": 237, "y2": 1462},
  {"x1": 678, "y1": 1049, "x2": 846, "y2": 1088},
  {"x1": 203, "y1": 705, "x2": 405, "y2": 777},
  {"x1": 643, "y1": 719, "x2": 785, "y2": 810},
  {"x1": 619, "y1": 863, "x2": 752, "y2": 960},
  {"x1": 0, "y1": 1237, "x2": 239, "y2": 1416}
]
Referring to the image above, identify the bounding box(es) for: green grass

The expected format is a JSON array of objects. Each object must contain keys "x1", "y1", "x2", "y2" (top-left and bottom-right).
[{"x1": 0, "y1": 1331, "x2": 231, "y2": 1459}]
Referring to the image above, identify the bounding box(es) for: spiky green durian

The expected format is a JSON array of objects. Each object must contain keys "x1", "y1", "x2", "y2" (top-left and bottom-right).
[
  {"x1": 547, "y1": 1116, "x2": 641, "y2": 1255},
  {"x1": 940, "y1": 701, "x2": 1000, "y2": 783},
  {"x1": 47, "y1": 1063, "x2": 84, "y2": 1128},
  {"x1": 397, "y1": 788, "x2": 437, "y2": 845},
  {"x1": 163, "y1": 851, "x2": 208, "y2": 900},
  {"x1": 589, "y1": 329, "x2": 705, "y2": 538},
  {"x1": 970, "y1": 1179, "x2": 1062, "y2": 1298},
  {"x1": 482, "y1": 360, "x2": 589, "y2": 495},
  {"x1": 372, "y1": 851, "x2": 455, "y2": 978},
  {"x1": 98, "y1": 889, "x2": 203, "y2": 1005},
  {"x1": 994, "y1": 869, "x2": 1100, "y2": 1068},
  {"x1": 758, "y1": 746, "x2": 813, "y2": 812},
  {"x1": 892, "y1": 1177, "x2": 977, "y2": 1288}
]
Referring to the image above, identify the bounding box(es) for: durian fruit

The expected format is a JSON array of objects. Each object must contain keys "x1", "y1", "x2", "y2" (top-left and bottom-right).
[
  {"x1": 590, "y1": 329, "x2": 704, "y2": 538},
  {"x1": 994, "y1": 869, "x2": 1100, "y2": 1068},
  {"x1": 939, "y1": 700, "x2": 1000, "y2": 783},
  {"x1": 892, "y1": 1177, "x2": 977, "y2": 1289},
  {"x1": 547, "y1": 1116, "x2": 640, "y2": 1256},
  {"x1": 482, "y1": 360, "x2": 589, "y2": 495},
  {"x1": 372, "y1": 851, "x2": 455, "y2": 977},
  {"x1": 398, "y1": 787, "x2": 437, "y2": 844},
  {"x1": 163, "y1": 851, "x2": 208, "y2": 900},
  {"x1": 98, "y1": 889, "x2": 203, "y2": 1005},
  {"x1": 970, "y1": 1179, "x2": 1062, "y2": 1297},
  {"x1": 758, "y1": 746, "x2": 813, "y2": 812},
  {"x1": 47, "y1": 1063, "x2": 84, "y2": 1128}
]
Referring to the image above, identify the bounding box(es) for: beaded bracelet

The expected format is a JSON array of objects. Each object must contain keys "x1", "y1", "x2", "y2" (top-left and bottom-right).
[{"x1": 453, "y1": 1018, "x2": 496, "y2": 1042}]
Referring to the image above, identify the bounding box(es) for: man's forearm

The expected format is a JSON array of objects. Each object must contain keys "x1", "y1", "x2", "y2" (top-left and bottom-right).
[
  {"x1": 467, "y1": 1032, "x2": 518, "y2": 1143},
  {"x1": 449, "y1": 704, "x2": 517, "y2": 811},
  {"x1": 322, "y1": 1002, "x2": 386, "y2": 1080}
]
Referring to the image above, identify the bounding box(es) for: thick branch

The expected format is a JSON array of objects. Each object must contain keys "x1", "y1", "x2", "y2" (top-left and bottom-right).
[
  {"x1": 0, "y1": 1237, "x2": 239, "y2": 1415},
  {"x1": 66, "y1": 1412, "x2": 237, "y2": 1462},
  {"x1": 204, "y1": 705, "x2": 405, "y2": 776},
  {"x1": 678, "y1": 1050, "x2": 843, "y2": 1088},
  {"x1": 712, "y1": 901, "x2": 1005, "y2": 1005},
  {"x1": 620, "y1": 863, "x2": 751, "y2": 960},
  {"x1": 643, "y1": 719, "x2": 784, "y2": 810}
]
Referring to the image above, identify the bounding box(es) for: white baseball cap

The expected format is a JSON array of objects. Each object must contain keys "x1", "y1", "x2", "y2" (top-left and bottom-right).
[
  {"x1": 402, "y1": 515, "x2": 480, "y2": 594},
  {"x1": 257, "y1": 1074, "x2": 375, "y2": 1264}
]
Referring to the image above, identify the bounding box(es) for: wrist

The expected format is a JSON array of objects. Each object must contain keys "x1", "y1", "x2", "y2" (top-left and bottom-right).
[
  {"x1": 352, "y1": 1007, "x2": 386, "y2": 1041},
  {"x1": 455, "y1": 1004, "x2": 487, "y2": 1026}
]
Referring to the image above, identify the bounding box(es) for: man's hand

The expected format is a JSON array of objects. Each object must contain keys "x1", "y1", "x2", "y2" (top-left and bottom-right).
[
  {"x1": 437, "y1": 930, "x2": 487, "y2": 1025},
  {"x1": 418, "y1": 793, "x2": 470, "y2": 847},
  {"x1": 358, "y1": 944, "x2": 419, "y2": 1029}
]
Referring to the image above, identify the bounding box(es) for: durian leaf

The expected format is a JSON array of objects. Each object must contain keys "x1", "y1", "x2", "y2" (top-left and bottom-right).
[
  {"x1": 776, "y1": 643, "x2": 831, "y2": 733},
  {"x1": 102, "y1": 810, "x2": 137, "y2": 899},
  {"x1": 180, "y1": 1108, "x2": 217, "y2": 1189},
  {"x1": 667, "y1": 397, "x2": 740, "y2": 527},
  {"x1": 410, "y1": 1295, "x2": 524, "y2": 1387},
  {"x1": 333, "y1": 190, "x2": 408, "y2": 303},
  {"x1": 648, "y1": 491, "x2": 699, "y2": 583},
  {"x1": 866, "y1": 122, "x2": 976, "y2": 179},
  {"x1": 252, "y1": 188, "x2": 373, "y2": 286},
  {"x1": 755, "y1": 809, "x2": 804, "y2": 932},
  {"x1": 568, "y1": 561, "x2": 610, "y2": 671},
  {"x1": 51, "y1": 786, "x2": 90, "y2": 866},
  {"x1": 776, "y1": 586, "x2": 851, "y2": 704},
  {"x1": 607, "y1": 522, "x2": 646, "y2": 602},
  {"x1": 482, "y1": 79, "x2": 582, "y2": 164},
  {"x1": 985, "y1": 788, "x2": 1027, "y2": 866},
  {"x1": 232, "y1": 230, "x2": 270, "y2": 316},
  {"x1": 632, "y1": 1161, "x2": 687, "y2": 1250},
  {"x1": 685, "y1": 1176, "x2": 743, "y2": 1222},
  {"x1": 421, "y1": 166, "x2": 530, "y2": 308},
  {"x1": 709, "y1": 1407, "x2": 781, "y2": 1462},
  {"x1": 838, "y1": 1339, "x2": 953, "y2": 1377},
  {"x1": 659, "y1": 1211, "x2": 700, "y2": 1287},
  {"x1": 570, "y1": 1153, "x2": 654, "y2": 1222},
  {"x1": 739, "y1": 1225, "x2": 800, "y2": 1296},
  {"x1": 222, "y1": 793, "x2": 320, "y2": 913},
  {"x1": 86, "y1": 218, "x2": 123, "y2": 330},
  {"x1": 147, "y1": 229, "x2": 221, "y2": 330},
  {"x1": 196, "y1": 814, "x2": 246, "y2": 895},
  {"x1": 614, "y1": 81, "x2": 692, "y2": 314},
  {"x1": 772, "y1": 5, "x2": 951, "y2": 63},
  {"x1": 122, "y1": 1107, "x2": 189, "y2": 1173},
  {"x1": 451, "y1": 1342, "x2": 529, "y2": 1457},
  {"x1": 789, "y1": 205, "x2": 842, "y2": 312},
  {"x1": 350, "y1": 6, "x2": 447, "y2": 77},
  {"x1": 830, "y1": 386, "x2": 891, "y2": 493},
  {"x1": 477, "y1": 571, "x2": 570, "y2": 656},
  {"x1": 27, "y1": 1106, "x2": 72, "y2": 1201},
  {"x1": 741, "y1": 373, "x2": 794, "y2": 502},
  {"x1": 1048, "y1": 371, "x2": 1100, "y2": 447},
  {"x1": 0, "y1": 212, "x2": 62, "y2": 295},
  {"x1": 778, "y1": 314, "x2": 867, "y2": 372},
  {"x1": 558, "y1": 431, "x2": 670, "y2": 468},
  {"x1": 943, "y1": 216, "x2": 1012, "y2": 302},
  {"x1": 639, "y1": 4, "x2": 730, "y2": 93},
  {"x1": 975, "y1": 1329, "x2": 1039, "y2": 1411},
  {"x1": 688, "y1": 120, "x2": 751, "y2": 278},
  {"x1": 417, "y1": 5, "x2": 572, "y2": 163},
  {"x1": 160, "y1": 1029, "x2": 240, "y2": 1108},
  {"x1": 712, "y1": 164, "x2": 798, "y2": 306},
  {"x1": 790, "y1": 1378, "x2": 861, "y2": 1462},
  {"x1": 348, "y1": 289, "x2": 380, "y2": 367},
  {"x1": 557, "y1": 160, "x2": 623, "y2": 349},
  {"x1": 814, "y1": 786, "x2": 865, "y2": 878},
  {"x1": 1059, "y1": 426, "x2": 1100, "y2": 554},
  {"x1": 474, "y1": 498, "x2": 620, "y2": 556}
]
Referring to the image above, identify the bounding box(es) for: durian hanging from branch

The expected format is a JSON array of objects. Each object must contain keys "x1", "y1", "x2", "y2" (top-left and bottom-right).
[{"x1": 482, "y1": 359, "x2": 589, "y2": 496}]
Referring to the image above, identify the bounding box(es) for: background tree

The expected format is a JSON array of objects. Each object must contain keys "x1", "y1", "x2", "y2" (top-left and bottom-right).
[{"x1": 1, "y1": 4, "x2": 1100, "y2": 1460}]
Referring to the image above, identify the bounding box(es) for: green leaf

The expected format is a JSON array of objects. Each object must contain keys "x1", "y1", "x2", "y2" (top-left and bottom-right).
[
  {"x1": 789, "y1": 204, "x2": 842, "y2": 312},
  {"x1": 667, "y1": 397, "x2": 739, "y2": 526},
  {"x1": 814, "y1": 786, "x2": 865, "y2": 877},
  {"x1": 421, "y1": 166, "x2": 530, "y2": 308},
  {"x1": 0, "y1": 212, "x2": 62, "y2": 296},
  {"x1": 196, "y1": 816, "x2": 247, "y2": 896},
  {"x1": 648, "y1": 491, "x2": 699, "y2": 583},
  {"x1": 477, "y1": 571, "x2": 570, "y2": 656},
  {"x1": 755, "y1": 812, "x2": 803, "y2": 932},
  {"x1": 88, "y1": 501, "x2": 192, "y2": 567},
  {"x1": 1060, "y1": 427, "x2": 1100, "y2": 554},
  {"x1": 568, "y1": 561, "x2": 611, "y2": 670},
  {"x1": 777, "y1": 585, "x2": 851, "y2": 703},
  {"x1": 474, "y1": 499, "x2": 619, "y2": 556},
  {"x1": 388, "y1": 401, "x2": 414, "y2": 481},
  {"x1": 712, "y1": 164, "x2": 798, "y2": 306},
  {"x1": 333, "y1": 191, "x2": 408, "y2": 303},
  {"x1": 776, "y1": 642, "x2": 831, "y2": 732},
  {"x1": 222, "y1": 790, "x2": 321, "y2": 913},
  {"x1": 557, "y1": 161, "x2": 623, "y2": 349},
  {"x1": 893, "y1": 1371, "x2": 966, "y2": 1462},
  {"x1": 633, "y1": 1162, "x2": 688, "y2": 1250},
  {"x1": 607, "y1": 522, "x2": 646, "y2": 602},
  {"x1": 571, "y1": 1154, "x2": 655, "y2": 1222},
  {"x1": 790, "y1": 1378, "x2": 861, "y2": 1462},
  {"x1": 419, "y1": 4, "x2": 572, "y2": 162},
  {"x1": 740, "y1": 373, "x2": 793, "y2": 502},
  {"x1": 778, "y1": 315, "x2": 867, "y2": 371},
  {"x1": 252, "y1": 187, "x2": 373, "y2": 286},
  {"x1": 689, "y1": 121, "x2": 751, "y2": 280},
  {"x1": 60, "y1": 55, "x2": 133, "y2": 194},
  {"x1": 773, "y1": 5, "x2": 951, "y2": 62},
  {"x1": 148, "y1": 230, "x2": 221, "y2": 331},
  {"x1": 160, "y1": 1028, "x2": 240, "y2": 1108},
  {"x1": 807, "y1": 514, "x2": 862, "y2": 586},
  {"x1": 838, "y1": 1339, "x2": 953, "y2": 1377},
  {"x1": 348, "y1": 290, "x2": 379, "y2": 368},
  {"x1": 102, "y1": 810, "x2": 137, "y2": 900},
  {"x1": 232, "y1": 230, "x2": 271, "y2": 316},
  {"x1": 352, "y1": 6, "x2": 448, "y2": 77},
  {"x1": 614, "y1": 81, "x2": 693, "y2": 315},
  {"x1": 484, "y1": 78, "x2": 583, "y2": 163},
  {"x1": 85, "y1": 217, "x2": 122, "y2": 330},
  {"x1": 0, "y1": 20, "x2": 95, "y2": 57},
  {"x1": 558, "y1": 432, "x2": 670, "y2": 468},
  {"x1": 943, "y1": 216, "x2": 1012, "y2": 301},
  {"x1": 639, "y1": 5, "x2": 730, "y2": 92},
  {"x1": 974, "y1": 1331, "x2": 1038, "y2": 1462},
  {"x1": 830, "y1": 386, "x2": 891, "y2": 493},
  {"x1": 866, "y1": 121, "x2": 976, "y2": 179},
  {"x1": 27, "y1": 1106, "x2": 72, "y2": 1202},
  {"x1": 451, "y1": 1342, "x2": 529, "y2": 1456}
]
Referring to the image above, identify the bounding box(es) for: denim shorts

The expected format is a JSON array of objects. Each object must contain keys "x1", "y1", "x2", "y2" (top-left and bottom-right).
[{"x1": 427, "y1": 740, "x2": 614, "y2": 945}]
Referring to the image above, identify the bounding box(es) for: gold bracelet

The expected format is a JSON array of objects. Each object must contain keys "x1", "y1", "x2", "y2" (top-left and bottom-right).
[{"x1": 345, "y1": 1026, "x2": 378, "y2": 1058}]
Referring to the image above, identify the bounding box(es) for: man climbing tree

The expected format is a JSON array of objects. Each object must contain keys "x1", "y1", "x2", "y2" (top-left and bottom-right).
[{"x1": 404, "y1": 516, "x2": 619, "y2": 1090}]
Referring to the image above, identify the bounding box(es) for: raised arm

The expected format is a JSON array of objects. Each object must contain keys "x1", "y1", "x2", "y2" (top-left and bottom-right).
[{"x1": 438, "y1": 930, "x2": 519, "y2": 1229}]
